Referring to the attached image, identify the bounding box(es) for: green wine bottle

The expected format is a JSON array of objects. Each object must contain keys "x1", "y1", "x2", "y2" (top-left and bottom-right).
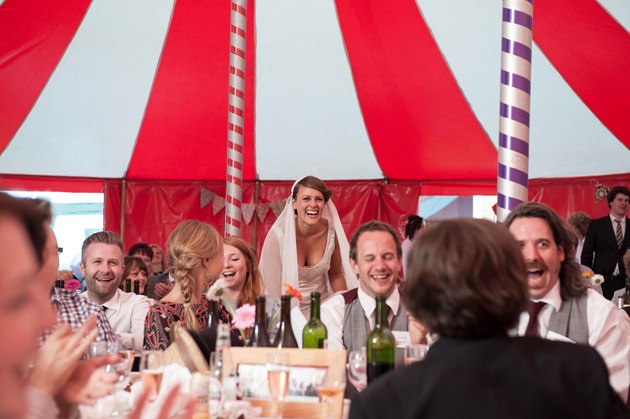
[
  {"x1": 133, "y1": 279, "x2": 140, "y2": 295},
  {"x1": 273, "y1": 295, "x2": 299, "y2": 348},
  {"x1": 125, "y1": 277, "x2": 131, "y2": 293},
  {"x1": 302, "y1": 292, "x2": 327, "y2": 348},
  {"x1": 366, "y1": 294, "x2": 395, "y2": 383}
]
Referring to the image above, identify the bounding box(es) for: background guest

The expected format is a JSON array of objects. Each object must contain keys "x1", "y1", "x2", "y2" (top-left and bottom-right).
[
  {"x1": 121, "y1": 256, "x2": 149, "y2": 297},
  {"x1": 219, "y1": 236, "x2": 280, "y2": 342},
  {"x1": 401, "y1": 215, "x2": 424, "y2": 281},
  {"x1": 581, "y1": 185, "x2": 630, "y2": 299},
  {"x1": 128, "y1": 242, "x2": 153, "y2": 268},
  {"x1": 568, "y1": 212, "x2": 591, "y2": 263},
  {"x1": 144, "y1": 220, "x2": 223, "y2": 350},
  {"x1": 351, "y1": 218, "x2": 628, "y2": 419},
  {"x1": 259, "y1": 175, "x2": 357, "y2": 316},
  {"x1": 150, "y1": 244, "x2": 167, "y2": 275}
]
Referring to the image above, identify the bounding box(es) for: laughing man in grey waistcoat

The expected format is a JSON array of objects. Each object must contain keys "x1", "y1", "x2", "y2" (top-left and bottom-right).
[
  {"x1": 506, "y1": 202, "x2": 630, "y2": 403},
  {"x1": 321, "y1": 220, "x2": 424, "y2": 394}
]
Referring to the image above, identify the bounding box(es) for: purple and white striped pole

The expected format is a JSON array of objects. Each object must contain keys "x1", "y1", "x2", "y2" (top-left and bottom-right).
[
  {"x1": 497, "y1": 0, "x2": 533, "y2": 223},
  {"x1": 225, "y1": 0, "x2": 247, "y2": 237}
]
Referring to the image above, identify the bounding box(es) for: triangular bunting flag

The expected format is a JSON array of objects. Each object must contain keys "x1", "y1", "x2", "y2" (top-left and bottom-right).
[
  {"x1": 256, "y1": 203, "x2": 270, "y2": 222},
  {"x1": 213, "y1": 196, "x2": 226, "y2": 216},
  {"x1": 242, "y1": 203, "x2": 256, "y2": 225},
  {"x1": 200, "y1": 186, "x2": 214, "y2": 209},
  {"x1": 270, "y1": 200, "x2": 286, "y2": 218}
]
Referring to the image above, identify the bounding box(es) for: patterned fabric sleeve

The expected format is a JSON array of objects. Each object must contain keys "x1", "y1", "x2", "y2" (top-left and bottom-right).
[{"x1": 144, "y1": 302, "x2": 176, "y2": 351}]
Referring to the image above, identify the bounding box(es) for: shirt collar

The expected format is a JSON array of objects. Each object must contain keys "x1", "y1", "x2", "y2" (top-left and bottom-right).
[
  {"x1": 81, "y1": 288, "x2": 121, "y2": 311},
  {"x1": 533, "y1": 278, "x2": 562, "y2": 312},
  {"x1": 357, "y1": 285, "x2": 400, "y2": 319},
  {"x1": 610, "y1": 213, "x2": 626, "y2": 223}
]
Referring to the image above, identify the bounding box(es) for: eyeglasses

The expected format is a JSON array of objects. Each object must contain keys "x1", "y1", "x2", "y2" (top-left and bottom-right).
[{"x1": 57, "y1": 247, "x2": 63, "y2": 255}]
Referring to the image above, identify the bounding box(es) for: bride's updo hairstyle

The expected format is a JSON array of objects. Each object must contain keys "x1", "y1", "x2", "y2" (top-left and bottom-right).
[
  {"x1": 292, "y1": 176, "x2": 332, "y2": 203},
  {"x1": 167, "y1": 220, "x2": 222, "y2": 332}
]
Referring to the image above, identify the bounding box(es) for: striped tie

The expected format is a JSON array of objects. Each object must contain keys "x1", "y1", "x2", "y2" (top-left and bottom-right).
[{"x1": 615, "y1": 219, "x2": 623, "y2": 249}]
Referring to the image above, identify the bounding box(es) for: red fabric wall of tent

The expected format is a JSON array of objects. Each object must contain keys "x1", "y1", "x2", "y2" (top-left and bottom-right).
[{"x1": 103, "y1": 180, "x2": 423, "y2": 255}]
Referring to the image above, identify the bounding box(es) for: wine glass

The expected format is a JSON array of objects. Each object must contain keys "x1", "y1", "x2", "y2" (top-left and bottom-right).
[
  {"x1": 316, "y1": 367, "x2": 346, "y2": 419},
  {"x1": 404, "y1": 344, "x2": 428, "y2": 365},
  {"x1": 139, "y1": 351, "x2": 164, "y2": 402},
  {"x1": 347, "y1": 347, "x2": 367, "y2": 391},
  {"x1": 267, "y1": 351, "x2": 290, "y2": 419}
]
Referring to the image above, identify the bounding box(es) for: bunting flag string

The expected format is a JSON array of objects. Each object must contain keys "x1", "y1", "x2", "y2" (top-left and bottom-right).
[{"x1": 200, "y1": 186, "x2": 287, "y2": 225}]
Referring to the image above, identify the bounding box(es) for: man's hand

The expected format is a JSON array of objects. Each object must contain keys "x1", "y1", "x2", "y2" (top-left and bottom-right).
[
  {"x1": 407, "y1": 311, "x2": 428, "y2": 345},
  {"x1": 56, "y1": 270, "x2": 74, "y2": 282},
  {"x1": 154, "y1": 282, "x2": 172, "y2": 300},
  {"x1": 29, "y1": 317, "x2": 98, "y2": 396},
  {"x1": 56, "y1": 355, "x2": 119, "y2": 406}
]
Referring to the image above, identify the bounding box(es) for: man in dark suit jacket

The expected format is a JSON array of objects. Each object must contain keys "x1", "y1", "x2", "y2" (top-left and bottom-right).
[
  {"x1": 582, "y1": 186, "x2": 630, "y2": 299},
  {"x1": 350, "y1": 219, "x2": 628, "y2": 419}
]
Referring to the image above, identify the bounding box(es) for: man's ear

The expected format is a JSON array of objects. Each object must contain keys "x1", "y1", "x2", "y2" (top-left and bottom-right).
[
  {"x1": 349, "y1": 258, "x2": 360, "y2": 276},
  {"x1": 80, "y1": 262, "x2": 86, "y2": 277}
]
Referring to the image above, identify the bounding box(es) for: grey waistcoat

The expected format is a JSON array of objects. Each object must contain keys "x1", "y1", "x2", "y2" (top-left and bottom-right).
[
  {"x1": 342, "y1": 290, "x2": 408, "y2": 365},
  {"x1": 547, "y1": 293, "x2": 589, "y2": 344}
]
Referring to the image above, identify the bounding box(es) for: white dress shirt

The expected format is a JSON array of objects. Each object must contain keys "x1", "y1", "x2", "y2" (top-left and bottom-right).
[
  {"x1": 610, "y1": 213, "x2": 626, "y2": 275},
  {"x1": 516, "y1": 280, "x2": 630, "y2": 402},
  {"x1": 321, "y1": 286, "x2": 401, "y2": 350},
  {"x1": 82, "y1": 288, "x2": 150, "y2": 352}
]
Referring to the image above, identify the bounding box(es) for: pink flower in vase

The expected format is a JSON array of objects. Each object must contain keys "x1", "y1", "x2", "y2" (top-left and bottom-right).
[
  {"x1": 232, "y1": 304, "x2": 256, "y2": 330},
  {"x1": 64, "y1": 279, "x2": 81, "y2": 292}
]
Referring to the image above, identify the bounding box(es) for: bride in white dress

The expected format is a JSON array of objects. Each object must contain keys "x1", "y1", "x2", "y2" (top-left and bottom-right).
[{"x1": 259, "y1": 176, "x2": 357, "y2": 316}]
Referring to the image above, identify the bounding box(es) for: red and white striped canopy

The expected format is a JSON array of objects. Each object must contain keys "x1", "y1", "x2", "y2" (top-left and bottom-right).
[{"x1": 1, "y1": 0, "x2": 629, "y2": 191}]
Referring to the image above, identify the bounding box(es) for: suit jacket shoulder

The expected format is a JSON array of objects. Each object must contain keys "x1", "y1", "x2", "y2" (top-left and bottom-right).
[{"x1": 350, "y1": 337, "x2": 627, "y2": 419}]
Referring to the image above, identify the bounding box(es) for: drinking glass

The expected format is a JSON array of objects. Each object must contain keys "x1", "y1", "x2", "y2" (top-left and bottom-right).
[
  {"x1": 347, "y1": 347, "x2": 367, "y2": 391},
  {"x1": 316, "y1": 367, "x2": 346, "y2": 419},
  {"x1": 267, "y1": 351, "x2": 290, "y2": 419},
  {"x1": 139, "y1": 351, "x2": 164, "y2": 402},
  {"x1": 404, "y1": 344, "x2": 429, "y2": 365}
]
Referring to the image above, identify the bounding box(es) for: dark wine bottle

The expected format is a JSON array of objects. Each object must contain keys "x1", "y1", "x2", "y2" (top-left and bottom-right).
[
  {"x1": 302, "y1": 292, "x2": 327, "y2": 348},
  {"x1": 273, "y1": 295, "x2": 298, "y2": 348},
  {"x1": 249, "y1": 296, "x2": 272, "y2": 347},
  {"x1": 125, "y1": 277, "x2": 131, "y2": 293},
  {"x1": 208, "y1": 299, "x2": 220, "y2": 329},
  {"x1": 367, "y1": 294, "x2": 395, "y2": 383},
  {"x1": 623, "y1": 277, "x2": 630, "y2": 306},
  {"x1": 133, "y1": 279, "x2": 140, "y2": 295}
]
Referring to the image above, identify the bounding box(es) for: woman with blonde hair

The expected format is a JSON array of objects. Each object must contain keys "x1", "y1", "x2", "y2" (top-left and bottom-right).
[
  {"x1": 144, "y1": 220, "x2": 223, "y2": 350},
  {"x1": 218, "y1": 236, "x2": 279, "y2": 342}
]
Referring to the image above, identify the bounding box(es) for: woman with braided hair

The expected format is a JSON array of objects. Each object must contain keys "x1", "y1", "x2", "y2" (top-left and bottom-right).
[{"x1": 144, "y1": 220, "x2": 224, "y2": 350}]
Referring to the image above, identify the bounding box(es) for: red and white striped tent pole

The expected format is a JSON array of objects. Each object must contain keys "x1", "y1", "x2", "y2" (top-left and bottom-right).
[{"x1": 225, "y1": 0, "x2": 248, "y2": 237}]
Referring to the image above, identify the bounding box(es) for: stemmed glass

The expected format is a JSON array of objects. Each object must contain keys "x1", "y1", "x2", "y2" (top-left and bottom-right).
[
  {"x1": 347, "y1": 347, "x2": 367, "y2": 391},
  {"x1": 89, "y1": 340, "x2": 134, "y2": 416},
  {"x1": 404, "y1": 344, "x2": 428, "y2": 366},
  {"x1": 315, "y1": 367, "x2": 346, "y2": 419},
  {"x1": 267, "y1": 351, "x2": 290, "y2": 419},
  {"x1": 139, "y1": 351, "x2": 164, "y2": 403}
]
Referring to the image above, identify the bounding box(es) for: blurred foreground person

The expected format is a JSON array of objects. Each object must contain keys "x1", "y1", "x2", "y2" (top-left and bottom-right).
[{"x1": 350, "y1": 218, "x2": 628, "y2": 419}]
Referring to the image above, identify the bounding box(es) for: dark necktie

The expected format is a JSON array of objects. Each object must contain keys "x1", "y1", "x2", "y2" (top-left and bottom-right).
[
  {"x1": 525, "y1": 301, "x2": 546, "y2": 337},
  {"x1": 615, "y1": 219, "x2": 623, "y2": 249},
  {"x1": 102, "y1": 305, "x2": 108, "y2": 312}
]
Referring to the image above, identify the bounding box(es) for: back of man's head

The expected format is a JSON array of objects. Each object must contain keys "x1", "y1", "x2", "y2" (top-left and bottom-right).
[{"x1": 404, "y1": 218, "x2": 528, "y2": 338}]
